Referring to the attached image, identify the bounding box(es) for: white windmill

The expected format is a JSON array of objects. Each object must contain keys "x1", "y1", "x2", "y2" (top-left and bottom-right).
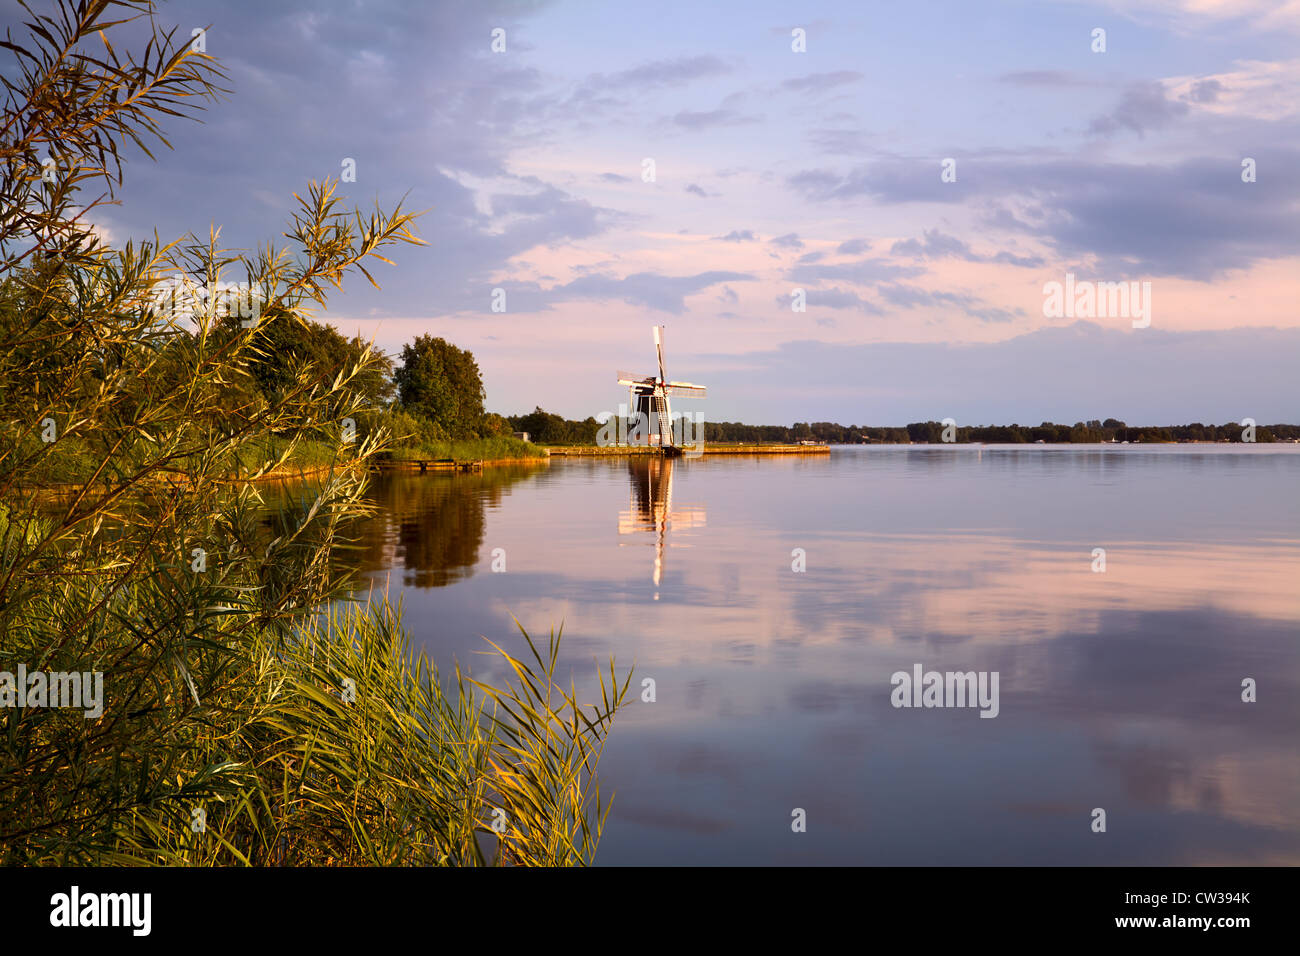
[{"x1": 616, "y1": 326, "x2": 707, "y2": 453}]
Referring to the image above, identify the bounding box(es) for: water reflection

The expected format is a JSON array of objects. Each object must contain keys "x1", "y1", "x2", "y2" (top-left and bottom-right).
[
  {"x1": 259, "y1": 446, "x2": 1300, "y2": 864},
  {"x1": 248, "y1": 465, "x2": 548, "y2": 589},
  {"x1": 618, "y1": 457, "x2": 706, "y2": 596},
  {"x1": 369, "y1": 466, "x2": 545, "y2": 587}
]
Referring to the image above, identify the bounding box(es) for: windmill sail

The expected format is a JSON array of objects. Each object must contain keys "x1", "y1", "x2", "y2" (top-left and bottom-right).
[{"x1": 655, "y1": 325, "x2": 666, "y2": 386}]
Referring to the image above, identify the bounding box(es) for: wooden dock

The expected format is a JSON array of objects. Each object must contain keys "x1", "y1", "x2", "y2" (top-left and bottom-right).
[
  {"x1": 545, "y1": 443, "x2": 830, "y2": 457},
  {"x1": 373, "y1": 444, "x2": 831, "y2": 471},
  {"x1": 374, "y1": 458, "x2": 484, "y2": 473}
]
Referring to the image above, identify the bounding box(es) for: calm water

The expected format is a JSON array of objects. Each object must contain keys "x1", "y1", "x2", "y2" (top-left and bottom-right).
[{"x1": 338, "y1": 446, "x2": 1300, "y2": 865}]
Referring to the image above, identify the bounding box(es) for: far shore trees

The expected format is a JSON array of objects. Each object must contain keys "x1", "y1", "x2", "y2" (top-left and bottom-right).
[{"x1": 491, "y1": 411, "x2": 1296, "y2": 445}]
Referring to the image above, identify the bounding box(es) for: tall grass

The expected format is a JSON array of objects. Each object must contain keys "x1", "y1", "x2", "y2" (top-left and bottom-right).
[
  {"x1": 99, "y1": 596, "x2": 631, "y2": 867},
  {"x1": 1, "y1": 475, "x2": 632, "y2": 866},
  {"x1": 225, "y1": 434, "x2": 343, "y2": 477},
  {"x1": 386, "y1": 436, "x2": 546, "y2": 461}
]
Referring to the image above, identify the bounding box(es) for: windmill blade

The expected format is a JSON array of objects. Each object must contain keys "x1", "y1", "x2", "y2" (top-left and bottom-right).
[
  {"x1": 617, "y1": 370, "x2": 644, "y2": 384},
  {"x1": 654, "y1": 326, "x2": 666, "y2": 384},
  {"x1": 665, "y1": 383, "x2": 707, "y2": 398}
]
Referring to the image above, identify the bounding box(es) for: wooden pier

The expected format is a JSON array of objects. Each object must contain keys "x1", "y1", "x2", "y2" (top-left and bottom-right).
[
  {"x1": 545, "y1": 443, "x2": 830, "y2": 457},
  {"x1": 372, "y1": 444, "x2": 831, "y2": 471},
  {"x1": 374, "y1": 458, "x2": 484, "y2": 473}
]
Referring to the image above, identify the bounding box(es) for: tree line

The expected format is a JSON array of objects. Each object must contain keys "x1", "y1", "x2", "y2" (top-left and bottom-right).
[
  {"x1": 499, "y1": 412, "x2": 1299, "y2": 445},
  {"x1": 210, "y1": 317, "x2": 1299, "y2": 449}
]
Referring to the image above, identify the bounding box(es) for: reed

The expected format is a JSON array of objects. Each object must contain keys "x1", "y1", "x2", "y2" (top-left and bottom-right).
[
  {"x1": 0, "y1": 0, "x2": 629, "y2": 866},
  {"x1": 99, "y1": 596, "x2": 632, "y2": 867}
]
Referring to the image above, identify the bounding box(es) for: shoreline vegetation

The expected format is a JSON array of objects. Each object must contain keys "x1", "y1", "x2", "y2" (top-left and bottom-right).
[
  {"x1": 1, "y1": 1, "x2": 629, "y2": 867},
  {"x1": 510, "y1": 409, "x2": 1300, "y2": 447},
  {"x1": 24, "y1": 418, "x2": 1297, "y2": 493},
  {"x1": 265, "y1": 427, "x2": 1300, "y2": 480}
]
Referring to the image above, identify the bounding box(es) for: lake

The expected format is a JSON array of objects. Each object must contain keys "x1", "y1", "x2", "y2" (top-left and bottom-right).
[{"x1": 336, "y1": 445, "x2": 1300, "y2": 865}]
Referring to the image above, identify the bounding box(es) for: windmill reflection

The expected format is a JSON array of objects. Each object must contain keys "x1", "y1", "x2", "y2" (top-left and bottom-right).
[{"x1": 619, "y1": 456, "x2": 706, "y2": 598}]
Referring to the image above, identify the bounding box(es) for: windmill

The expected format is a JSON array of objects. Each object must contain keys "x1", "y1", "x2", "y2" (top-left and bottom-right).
[{"x1": 616, "y1": 326, "x2": 707, "y2": 452}]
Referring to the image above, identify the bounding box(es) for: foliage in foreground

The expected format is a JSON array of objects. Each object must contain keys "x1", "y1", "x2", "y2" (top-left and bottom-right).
[
  {"x1": 5, "y1": 591, "x2": 629, "y2": 866},
  {"x1": 0, "y1": 0, "x2": 628, "y2": 865}
]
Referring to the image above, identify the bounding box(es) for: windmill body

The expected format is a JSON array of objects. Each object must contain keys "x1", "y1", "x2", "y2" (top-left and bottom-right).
[{"x1": 616, "y1": 326, "x2": 706, "y2": 451}]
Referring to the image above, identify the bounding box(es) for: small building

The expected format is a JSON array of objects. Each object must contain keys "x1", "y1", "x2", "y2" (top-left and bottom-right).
[{"x1": 513, "y1": 431, "x2": 529, "y2": 442}]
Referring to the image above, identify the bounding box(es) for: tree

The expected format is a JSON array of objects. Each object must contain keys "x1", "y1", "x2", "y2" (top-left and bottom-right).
[
  {"x1": 513, "y1": 406, "x2": 573, "y2": 444},
  {"x1": 906, "y1": 421, "x2": 941, "y2": 442},
  {"x1": 479, "y1": 411, "x2": 512, "y2": 437},
  {"x1": 219, "y1": 308, "x2": 394, "y2": 408},
  {"x1": 393, "y1": 334, "x2": 485, "y2": 438}
]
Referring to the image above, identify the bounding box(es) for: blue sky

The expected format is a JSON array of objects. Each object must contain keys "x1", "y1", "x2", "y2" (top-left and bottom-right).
[{"x1": 13, "y1": 0, "x2": 1298, "y2": 424}]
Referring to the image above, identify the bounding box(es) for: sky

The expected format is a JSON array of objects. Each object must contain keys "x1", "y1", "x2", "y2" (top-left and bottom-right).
[{"x1": 12, "y1": 0, "x2": 1299, "y2": 424}]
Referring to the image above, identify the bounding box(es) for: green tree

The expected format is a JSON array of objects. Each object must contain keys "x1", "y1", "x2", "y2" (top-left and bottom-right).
[
  {"x1": 513, "y1": 406, "x2": 571, "y2": 444},
  {"x1": 479, "y1": 411, "x2": 512, "y2": 437},
  {"x1": 219, "y1": 308, "x2": 394, "y2": 408},
  {"x1": 394, "y1": 334, "x2": 485, "y2": 438}
]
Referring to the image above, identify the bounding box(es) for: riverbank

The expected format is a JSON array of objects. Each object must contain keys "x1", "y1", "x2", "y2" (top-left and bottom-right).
[
  {"x1": 374, "y1": 456, "x2": 548, "y2": 473},
  {"x1": 544, "y1": 443, "x2": 831, "y2": 456},
  {"x1": 23, "y1": 439, "x2": 840, "y2": 495},
  {"x1": 385, "y1": 435, "x2": 546, "y2": 461}
]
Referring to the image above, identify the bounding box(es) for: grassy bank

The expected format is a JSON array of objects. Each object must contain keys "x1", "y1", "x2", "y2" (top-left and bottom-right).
[
  {"x1": 385, "y1": 435, "x2": 547, "y2": 461},
  {"x1": 228, "y1": 434, "x2": 344, "y2": 476},
  {"x1": 14, "y1": 431, "x2": 547, "y2": 490}
]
